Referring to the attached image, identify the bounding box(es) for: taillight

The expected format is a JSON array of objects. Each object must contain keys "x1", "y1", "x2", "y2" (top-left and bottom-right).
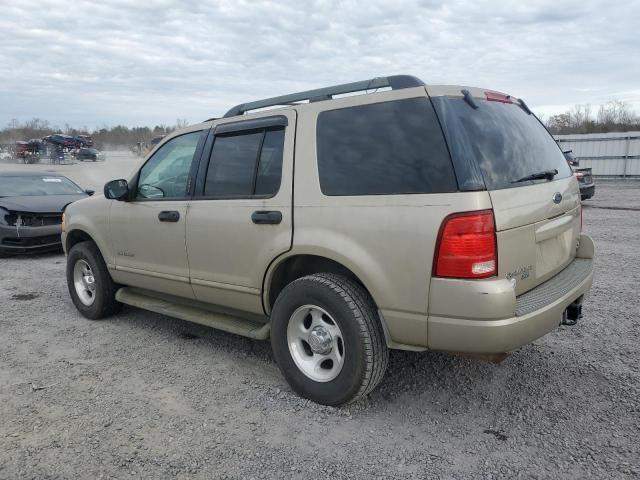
[{"x1": 434, "y1": 209, "x2": 497, "y2": 279}]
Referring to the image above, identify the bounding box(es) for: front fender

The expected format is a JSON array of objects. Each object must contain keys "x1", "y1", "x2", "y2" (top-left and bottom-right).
[{"x1": 63, "y1": 196, "x2": 114, "y2": 267}]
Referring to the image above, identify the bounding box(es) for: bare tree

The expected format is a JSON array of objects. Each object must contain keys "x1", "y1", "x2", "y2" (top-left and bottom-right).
[
  {"x1": 596, "y1": 100, "x2": 639, "y2": 132},
  {"x1": 546, "y1": 100, "x2": 639, "y2": 134}
]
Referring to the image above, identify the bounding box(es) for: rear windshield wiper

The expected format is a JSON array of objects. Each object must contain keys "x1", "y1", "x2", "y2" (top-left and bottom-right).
[{"x1": 512, "y1": 169, "x2": 558, "y2": 183}]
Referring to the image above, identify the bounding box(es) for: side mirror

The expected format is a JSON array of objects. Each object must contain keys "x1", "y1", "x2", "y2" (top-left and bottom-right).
[
  {"x1": 104, "y1": 179, "x2": 129, "y2": 201},
  {"x1": 85, "y1": 189, "x2": 95, "y2": 196}
]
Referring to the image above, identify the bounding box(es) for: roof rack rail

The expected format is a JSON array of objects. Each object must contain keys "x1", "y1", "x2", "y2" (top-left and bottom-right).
[{"x1": 223, "y1": 74, "x2": 425, "y2": 118}]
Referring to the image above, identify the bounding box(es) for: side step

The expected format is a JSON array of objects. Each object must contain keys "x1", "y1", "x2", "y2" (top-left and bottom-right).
[{"x1": 115, "y1": 287, "x2": 270, "y2": 340}]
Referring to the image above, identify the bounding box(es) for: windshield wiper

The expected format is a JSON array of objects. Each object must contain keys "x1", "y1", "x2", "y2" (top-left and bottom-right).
[{"x1": 512, "y1": 169, "x2": 558, "y2": 183}]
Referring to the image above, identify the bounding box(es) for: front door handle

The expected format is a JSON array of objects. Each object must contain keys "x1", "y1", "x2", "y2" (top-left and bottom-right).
[
  {"x1": 158, "y1": 210, "x2": 180, "y2": 222},
  {"x1": 251, "y1": 210, "x2": 282, "y2": 225}
]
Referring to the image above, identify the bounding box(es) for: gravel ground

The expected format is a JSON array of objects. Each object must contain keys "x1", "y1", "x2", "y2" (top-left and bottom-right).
[{"x1": 1, "y1": 178, "x2": 639, "y2": 479}]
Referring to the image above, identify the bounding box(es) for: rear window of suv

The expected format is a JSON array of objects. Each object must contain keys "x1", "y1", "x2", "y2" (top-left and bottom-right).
[
  {"x1": 432, "y1": 97, "x2": 572, "y2": 190},
  {"x1": 316, "y1": 97, "x2": 457, "y2": 196}
]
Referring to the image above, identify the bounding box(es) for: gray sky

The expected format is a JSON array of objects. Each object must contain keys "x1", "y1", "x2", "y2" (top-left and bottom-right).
[{"x1": 1, "y1": 0, "x2": 638, "y2": 129}]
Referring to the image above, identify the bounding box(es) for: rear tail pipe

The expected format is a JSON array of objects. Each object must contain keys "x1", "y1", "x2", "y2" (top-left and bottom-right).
[{"x1": 562, "y1": 297, "x2": 584, "y2": 326}]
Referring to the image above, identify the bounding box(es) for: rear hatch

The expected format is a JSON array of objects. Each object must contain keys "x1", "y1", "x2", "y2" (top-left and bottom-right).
[{"x1": 430, "y1": 87, "x2": 581, "y2": 295}]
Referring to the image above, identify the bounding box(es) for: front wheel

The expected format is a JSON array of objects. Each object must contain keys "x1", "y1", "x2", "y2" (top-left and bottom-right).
[
  {"x1": 66, "y1": 241, "x2": 120, "y2": 319},
  {"x1": 271, "y1": 273, "x2": 388, "y2": 406}
]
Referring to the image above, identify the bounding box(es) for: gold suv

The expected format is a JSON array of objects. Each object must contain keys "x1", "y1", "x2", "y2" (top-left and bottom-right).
[{"x1": 62, "y1": 75, "x2": 594, "y2": 405}]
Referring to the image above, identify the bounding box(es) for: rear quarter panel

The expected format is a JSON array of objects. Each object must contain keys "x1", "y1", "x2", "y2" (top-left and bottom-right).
[{"x1": 290, "y1": 89, "x2": 493, "y2": 345}]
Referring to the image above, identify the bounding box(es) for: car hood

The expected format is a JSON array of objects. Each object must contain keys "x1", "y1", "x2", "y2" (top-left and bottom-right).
[{"x1": 0, "y1": 194, "x2": 88, "y2": 213}]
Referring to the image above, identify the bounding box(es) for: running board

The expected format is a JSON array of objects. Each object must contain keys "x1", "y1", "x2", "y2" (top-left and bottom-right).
[{"x1": 115, "y1": 287, "x2": 270, "y2": 340}]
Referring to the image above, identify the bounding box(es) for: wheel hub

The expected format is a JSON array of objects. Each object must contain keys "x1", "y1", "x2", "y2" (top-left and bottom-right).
[
  {"x1": 308, "y1": 326, "x2": 332, "y2": 355},
  {"x1": 73, "y1": 259, "x2": 96, "y2": 307},
  {"x1": 286, "y1": 305, "x2": 345, "y2": 382}
]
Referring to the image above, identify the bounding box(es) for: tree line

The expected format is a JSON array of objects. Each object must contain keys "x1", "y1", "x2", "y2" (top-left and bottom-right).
[
  {"x1": 1, "y1": 100, "x2": 638, "y2": 147},
  {"x1": 0, "y1": 118, "x2": 189, "y2": 149},
  {"x1": 544, "y1": 100, "x2": 640, "y2": 135}
]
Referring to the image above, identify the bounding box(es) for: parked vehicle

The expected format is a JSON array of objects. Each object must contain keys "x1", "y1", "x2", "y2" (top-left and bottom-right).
[
  {"x1": 62, "y1": 75, "x2": 595, "y2": 405},
  {"x1": 0, "y1": 172, "x2": 92, "y2": 254},
  {"x1": 15, "y1": 140, "x2": 43, "y2": 164},
  {"x1": 75, "y1": 148, "x2": 105, "y2": 162},
  {"x1": 563, "y1": 150, "x2": 595, "y2": 200}
]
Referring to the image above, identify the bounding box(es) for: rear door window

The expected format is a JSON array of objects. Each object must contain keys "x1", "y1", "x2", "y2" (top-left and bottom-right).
[
  {"x1": 204, "y1": 131, "x2": 263, "y2": 197},
  {"x1": 203, "y1": 127, "x2": 285, "y2": 198},
  {"x1": 432, "y1": 98, "x2": 572, "y2": 190},
  {"x1": 316, "y1": 97, "x2": 457, "y2": 196}
]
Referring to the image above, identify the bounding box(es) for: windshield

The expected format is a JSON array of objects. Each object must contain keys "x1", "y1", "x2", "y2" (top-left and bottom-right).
[
  {"x1": 0, "y1": 175, "x2": 84, "y2": 197},
  {"x1": 432, "y1": 97, "x2": 572, "y2": 190}
]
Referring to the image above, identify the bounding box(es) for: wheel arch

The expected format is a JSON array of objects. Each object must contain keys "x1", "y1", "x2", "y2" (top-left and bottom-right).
[
  {"x1": 64, "y1": 229, "x2": 111, "y2": 268},
  {"x1": 263, "y1": 253, "x2": 390, "y2": 335},
  {"x1": 65, "y1": 228, "x2": 93, "y2": 252},
  {"x1": 264, "y1": 254, "x2": 369, "y2": 311}
]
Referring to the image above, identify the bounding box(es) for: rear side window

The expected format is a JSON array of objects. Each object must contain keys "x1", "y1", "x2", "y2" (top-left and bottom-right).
[
  {"x1": 432, "y1": 98, "x2": 572, "y2": 190},
  {"x1": 316, "y1": 97, "x2": 457, "y2": 195},
  {"x1": 204, "y1": 127, "x2": 285, "y2": 198}
]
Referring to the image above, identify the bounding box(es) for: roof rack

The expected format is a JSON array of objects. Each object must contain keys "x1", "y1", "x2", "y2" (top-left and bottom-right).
[{"x1": 223, "y1": 74, "x2": 425, "y2": 118}]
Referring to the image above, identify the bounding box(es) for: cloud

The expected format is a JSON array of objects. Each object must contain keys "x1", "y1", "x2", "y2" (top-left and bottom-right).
[{"x1": 0, "y1": 0, "x2": 638, "y2": 128}]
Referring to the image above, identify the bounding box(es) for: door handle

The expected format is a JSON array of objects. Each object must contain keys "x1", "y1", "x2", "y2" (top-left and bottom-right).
[
  {"x1": 158, "y1": 210, "x2": 180, "y2": 222},
  {"x1": 251, "y1": 210, "x2": 282, "y2": 225}
]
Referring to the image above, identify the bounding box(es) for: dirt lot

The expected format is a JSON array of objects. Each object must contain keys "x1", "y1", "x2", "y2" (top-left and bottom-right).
[{"x1": 1, "y1": 166, "x2": 639, "y2": 479}]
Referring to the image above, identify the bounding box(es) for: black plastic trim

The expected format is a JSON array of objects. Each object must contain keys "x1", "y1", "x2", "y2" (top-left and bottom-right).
[
  {"x1": 251, "y1": 210, "x2": 282, "y2": 224},
  {"x1": 215, "y1": 115, "x2": 288, "y2": 135},
  {"x1": 223, "y1": 74, "x2": 425, "y2": 117},
  {"x1": 461, "y1": 89, "x2": 479, "y2": 109}
]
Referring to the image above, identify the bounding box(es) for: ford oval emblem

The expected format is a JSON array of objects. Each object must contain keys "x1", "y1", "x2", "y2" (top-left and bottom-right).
[{"x1": 552, "y1": 192, "x2": 562, "y2": 204}]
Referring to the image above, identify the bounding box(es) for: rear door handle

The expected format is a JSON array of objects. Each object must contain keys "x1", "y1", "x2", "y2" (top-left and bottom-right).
[
  {"x1": 251, "y1": 210, "x2": 282, "y2": 225},
  {"x1": 158, "y1": 210, "x2": 180, "y2": 222}
]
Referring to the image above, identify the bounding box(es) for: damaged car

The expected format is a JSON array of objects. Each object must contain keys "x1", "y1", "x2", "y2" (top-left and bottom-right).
[{"x1": 0, "y1": 172, "x2": 92, "y2": 254}]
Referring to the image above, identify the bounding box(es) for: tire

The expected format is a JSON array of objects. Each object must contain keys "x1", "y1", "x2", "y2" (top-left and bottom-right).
[
  {"x1": 270, "y1": 273, "x2": 388, "y2": 406},
  {"x1": 66, "y1": 241, "x2": 120, "y2": 319}
]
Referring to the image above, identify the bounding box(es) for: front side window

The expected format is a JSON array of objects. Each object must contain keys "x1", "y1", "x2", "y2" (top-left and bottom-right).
[
  {"x1": 136, "y1": 131, "x2": 201, "y2": 199},
  {"x1": 204, "y1": 127, "x2": 285, "y2": 198},
  {"x1": 316, "y1": 97, "x2": 457, "y2": 196}
]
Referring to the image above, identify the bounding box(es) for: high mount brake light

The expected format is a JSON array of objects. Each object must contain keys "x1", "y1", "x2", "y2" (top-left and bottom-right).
[
  {"x1": 434, "y1": 210, "x2": 497, "y2": 279},
  {"x1": 485, "y1": 91, "x2": 512, "y2": 104}
]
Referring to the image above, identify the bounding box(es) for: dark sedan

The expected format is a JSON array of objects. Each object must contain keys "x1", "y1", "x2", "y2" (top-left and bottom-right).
[
  {"x1": 0, "y1": 172, "x2": 92, "y2": 254},
  {"x1": 75, "y1": 148, "x2": 105, "y2": 162}
]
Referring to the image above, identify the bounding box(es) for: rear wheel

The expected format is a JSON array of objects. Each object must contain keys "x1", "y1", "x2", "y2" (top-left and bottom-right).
[
  {"x1": 271, "y1": 273, "x2": 388, "y2": 406},
  {"x1": 67, "y1": 241, "x2": 120, "y2": 319}
]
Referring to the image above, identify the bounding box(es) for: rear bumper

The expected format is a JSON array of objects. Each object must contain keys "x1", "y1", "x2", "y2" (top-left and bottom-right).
[{"x1": 427, "y1": 235, "x2": 594, "y2": 353}]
